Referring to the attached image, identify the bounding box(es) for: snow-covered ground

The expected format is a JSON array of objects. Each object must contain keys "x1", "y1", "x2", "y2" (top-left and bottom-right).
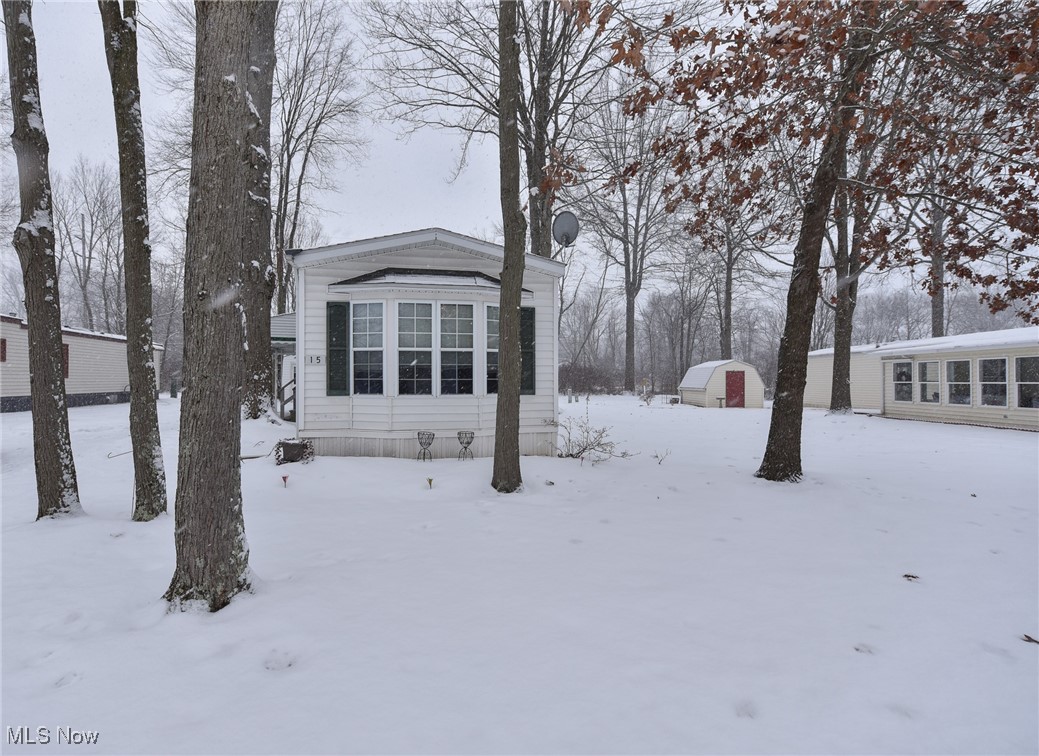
[{"x1": 2, "y1": 396, "x2": 1036, "y2": 754}]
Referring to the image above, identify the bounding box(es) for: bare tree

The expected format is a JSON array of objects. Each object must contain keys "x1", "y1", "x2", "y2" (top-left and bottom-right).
[
  {"x1": 569, "y1": 73, "x2": 680, "y2": 391},
  {"x1": 491, "y1": 0, "x2": 527, "y2": 494},
  {"x1": 99, "y1": 0, "x2": 169, "y2": 521},
  {"x1": 360, "y1": 0, "x2": 629, "y2": 258},
  {"x1": 165, "y1": 1, "x2": 263, "y2": 611},
  {"x1": 4, "y1": 0, "x2": 82, "y2": 519}
]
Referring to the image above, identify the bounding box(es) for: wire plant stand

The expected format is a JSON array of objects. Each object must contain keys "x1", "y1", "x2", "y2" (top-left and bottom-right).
[
  {"x1": 457, "y1": 431, "x2": 475, "y2": 461},
  {"x1": 417, "y1": 431, "x2": 435, "y2": 461}
]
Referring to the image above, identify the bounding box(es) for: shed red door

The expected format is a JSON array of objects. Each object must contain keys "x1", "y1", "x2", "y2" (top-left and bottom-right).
[{"x1": 725, "y1": 371, "x2": 745, "y2": 408}]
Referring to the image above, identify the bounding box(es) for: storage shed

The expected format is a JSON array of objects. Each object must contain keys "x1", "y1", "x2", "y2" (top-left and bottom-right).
[
  {"x1": 678, "y1": 359, "x2": 765, "y2": 408},
  {"x1": 289, "y1": 228, "x2": 564, "y2": 458},
  {"x1": 1, "y1": 314, "x2": 164, "y2": 412}
]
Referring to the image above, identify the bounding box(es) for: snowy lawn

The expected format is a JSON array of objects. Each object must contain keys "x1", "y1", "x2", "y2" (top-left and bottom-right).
[{"x1": 1, "y1": 396, "x2": 1036, "y2": 754}]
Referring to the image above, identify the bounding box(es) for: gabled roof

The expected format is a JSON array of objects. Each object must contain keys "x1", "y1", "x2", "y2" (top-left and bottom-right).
[
  {"x1": 808, "y1": 326, "x2": 1039, "y2": 358},
  {"x1": 288, "y1": 227, "x2": 565, "y2": 278},
  {"x1": 328, "y1": 268, "x2": 533, "y2": 299},
  {"x1": 679, "y1": 360, "x2": 741, "y2": 390}
]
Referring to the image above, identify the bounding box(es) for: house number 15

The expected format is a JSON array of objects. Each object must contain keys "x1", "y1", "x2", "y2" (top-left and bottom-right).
[{"x1": 306, "y1": 354, "x2": 323, "y2": 365}]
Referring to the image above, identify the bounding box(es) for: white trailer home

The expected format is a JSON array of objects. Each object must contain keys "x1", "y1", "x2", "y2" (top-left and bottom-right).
[
  {"x1": 1, "y1": 314, "x2": 164, "y2": 412},
  {"x1": 876, "y1": 327, "x2": 1039, "y2": 430},
  {"x1": 678, "y1": 359, "x2": 765, "y2": 408},
  {"x1": 289, "y1": 228, "x2": 564, "y2": 458},
  {"x1": 805, "y1": 327, "x2": 1038, "y2": 430}
]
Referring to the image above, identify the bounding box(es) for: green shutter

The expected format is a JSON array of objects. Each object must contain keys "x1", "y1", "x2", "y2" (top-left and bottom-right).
[
  {"x1": 520, "y1": 307, "x2": 535, "y2": 395},
  {"x1": 327, "y1": 302, "x2": 350, "y2": 396}
]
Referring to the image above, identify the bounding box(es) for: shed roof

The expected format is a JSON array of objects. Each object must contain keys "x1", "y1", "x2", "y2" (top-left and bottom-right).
[
  {"x1": 808, "y1": 326, "x2": 1038, "y2": 359},
  {"x1": 271, "y1": 312, "x2": 295, "y2": 342},
  {"x1": 679, "y1": 360, "x2": 741, "y2": 390}
]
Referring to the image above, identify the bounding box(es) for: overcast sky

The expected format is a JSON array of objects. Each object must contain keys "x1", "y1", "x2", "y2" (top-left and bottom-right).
[{"x1": 23, "y1": 0, "x2": 503, "y2": 249}]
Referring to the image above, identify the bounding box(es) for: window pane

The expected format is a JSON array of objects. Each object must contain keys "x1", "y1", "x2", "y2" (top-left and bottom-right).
[
  {"x1": 416, "y1": 303, "x2": 432, "y2": 318},
  {"x1": 398, "y1": 351, "x2": 432, "y2": 395},
  {"x1": 328, "y1": 303, "x2": 349, "y2": 349},
  {"x1": 353, "y1": 351, "x2": 383, "y2": 395},
  {"x1": 1017, "y1": 356, "x2": 1039, "y2": 383},
  {"x1": 919, "y1": 383, "x2": 939, "y2": 403},
  {"x1": 1019, "y1": 382, "x2": 1039, "y2": 409},
  {"x1": 894, "y1": 383, "x2": 912, "y2": 402},
  {"x1": 487, "y1": 307, "x2": 500, "y2": 350},
  {"x1": 949, "y1": 384, "x2": 971, "y2": 405},
  {"x1": 399, "y1": 302, "x2": 414, "y2": 317},
  {"x1": 487, "y1": 351, "x2": 498, "y2": 394},
  {"x1": 947, "y1": 360, "x2": 970, "y2": 383},
  {"x1": 981, "y1": 383, "x2": 1007, "y2": 406},
  {"x1": 894, "y1": 362, "x2": 912, "y2": 383},
  {"x1": 918, "y1": 362, "x2": 938, "y2": 382},
  {"x1": 980, "y1": 359, "x2": 1006, "y2": 383},
  {"x1": 441, "y1": 351, "x2": 474, "y2": 395}
]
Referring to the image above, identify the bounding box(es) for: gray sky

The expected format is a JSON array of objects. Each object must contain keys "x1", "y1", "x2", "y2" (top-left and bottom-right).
[{"x1": 26, "y1": 0, "x2": 502, "y2": 248}]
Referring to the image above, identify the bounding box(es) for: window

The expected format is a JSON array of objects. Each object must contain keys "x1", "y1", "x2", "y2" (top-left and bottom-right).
[
  {"x1": 1016, "y1": 356, "x2": 1039, "y2": 408},
  {"x1": 0, "y1": 337, "x2": 6, "y2": 362},
  {"x1": 486, "y1": 305, "x2": 499, "y2": 394},
  {"x1": 440, "y1": 304, "x2": 473, "y2": 394},
  {"x1": 398, "y1": 302, "x2": 433, "y2": 395},
  {"x1": 352, "y1": 303, "x2": 383, "y2": 395},
  {"x1": 62, "y1": 344, "x2": 69, "y2": 379},
  {"x1": 486, "y1": 306, "x2": 535, "y2": 395},
  {"x1": 893, "y1": 361, "x2": 912, "y2": 402},
  {"x1": 979, "y1": 358, "x2": 1007, "y2": 406},
  {"x1": 946, "y1": 360, "x2": 971, "y2": 405},
  {"x1": 918, "y1": 361, "x2": 939, "y2": 403},
  {"x1": 327, "y1": 302, "x2": 350, "y2": 395}
]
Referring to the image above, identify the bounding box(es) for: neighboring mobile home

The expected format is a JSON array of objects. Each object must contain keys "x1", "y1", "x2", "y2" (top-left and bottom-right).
[
  {"x1": 804, "y1": 327, "x2": 1038, "y2": 430},
  {"x1": 875, "y1": 327, "x2": 1038, "y2": 430},
  {"x1": 678, "y1": 359, "x2": 765, "y2": 408},
  {"x1": 0, "y1": 314, "x2": 164, "y2": 412},
  {"x1": 289, "y1": 228, "x2": 564, "y2": 458}
]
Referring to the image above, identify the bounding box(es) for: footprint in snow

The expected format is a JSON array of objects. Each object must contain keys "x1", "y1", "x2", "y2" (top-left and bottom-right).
[
  {"x1": 854, "y1": 643, "x2": 875, "y2": 655},
  {"x1": 54, "y1": 671, "x2": 82, "y2": 688},
  {"x1": 264, "y1": 650, "x2": 297, "y2": 671},
  {"x1": 734, "y1": 700, "x2": 758, "y2": 719}
]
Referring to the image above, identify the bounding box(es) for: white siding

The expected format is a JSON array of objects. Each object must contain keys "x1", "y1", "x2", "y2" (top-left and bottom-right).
[
  {"x1": 296, "y1": 246, "x2": 560, "y2": 456},
  {"x1": 1, "y1": 318, "x2": 31, "y2": 396},
  {"x1": 804, "y1": 351, "x2": 883, "y2": 410},
  {"x1": 881, "y1": 345, "x2": 1039, "y2": 430}
]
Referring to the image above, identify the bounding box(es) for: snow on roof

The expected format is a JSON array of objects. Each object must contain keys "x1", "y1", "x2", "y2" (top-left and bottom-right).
[
  {"x1": 678, "y1": 360, "x2": 739, "y2": 390},
  {"x1": 808, "y1": 326, "x2": 1038, "y2": 358},
  {"x1": 2, "y1": 315, "x2": 164, "y2": 349}
]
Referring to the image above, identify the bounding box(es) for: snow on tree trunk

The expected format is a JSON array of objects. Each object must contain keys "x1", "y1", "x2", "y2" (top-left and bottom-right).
[
  {"x1": 165, "y1": 1, "x2": 259, "y2": 612},
  {"x1": 491, "y1": 0, "x2": 527, "y2": 494},
  {"x1": 241, "y1": 1, "x2": 277, "y2": 420},
  {"x1": 98, "y1": 0, "x2": 168, "y2": 521},
  {"x1": 4, "y1": 0, "x2": 82, "y2": 520}
]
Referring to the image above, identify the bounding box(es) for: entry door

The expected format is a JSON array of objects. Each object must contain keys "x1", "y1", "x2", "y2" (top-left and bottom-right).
[{"x1": 725, "y1": 371, "x2": 745, "y2": 408}]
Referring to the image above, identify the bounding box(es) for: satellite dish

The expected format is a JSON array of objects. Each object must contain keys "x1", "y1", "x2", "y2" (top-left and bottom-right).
[{"x1": 552, "y1": 211, "x2": 580, "y2": 247}]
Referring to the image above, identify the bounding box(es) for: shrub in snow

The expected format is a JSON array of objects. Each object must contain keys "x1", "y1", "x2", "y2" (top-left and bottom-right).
[
  {"x1": 550, "y1": 408, "x2": 630, "y2": 464},
  {"x1": 275, "y1": 438, "x2": 314, "y2": 465}
]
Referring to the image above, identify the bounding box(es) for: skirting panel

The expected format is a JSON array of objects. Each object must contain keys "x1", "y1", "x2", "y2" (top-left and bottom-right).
[{"x1": 307, "y1": 430, "x2": 558, "y2": 459}]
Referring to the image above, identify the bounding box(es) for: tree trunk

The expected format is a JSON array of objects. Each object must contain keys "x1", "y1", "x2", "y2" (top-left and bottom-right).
[
  {"x1": 241, "y1": 1, "x2": 277, "y2": 419},
  {"x1": 830, "y1": 151, "x2": 853, "y2": 413},
  {"x1": 525, "y1": 0, "x2": 553, "y2": 260},
  {"x1": 756, "y1": 36, "x2": 872, "y2": 482},
  {"x1": 720, "y1": 240, "x2": 734, "y2": 360},
  {"x1": 928, "y1": 202, "x2": 947, "y2": 337},
  {"x1": 99, "y1": 0, "x2": 168, "y2": 521},
  {"x1": 624, "y1": 287, "x2": 636, "y2": 391},
  {"x1": 4, "y1": 0, "x2": 83, "y2": 519},
  {"x1": 491, "y1": 0, "x2": 527, "y2": 494},
  {"x1": 165, "y1": 0, "x2": 257, "y2": 611}
]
